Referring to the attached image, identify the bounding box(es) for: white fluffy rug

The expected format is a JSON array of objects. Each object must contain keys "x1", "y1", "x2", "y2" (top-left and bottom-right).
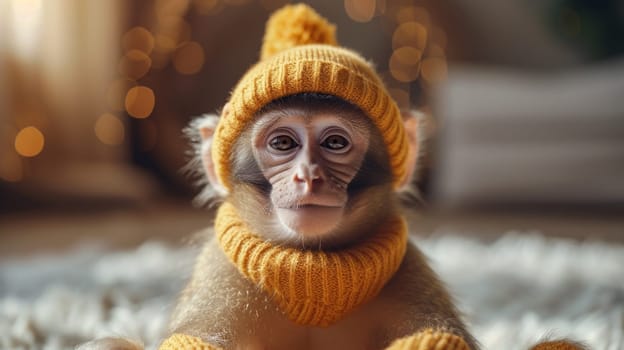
[{"x1": 1, "y1": 233, "x2": 622, "y2": 350}]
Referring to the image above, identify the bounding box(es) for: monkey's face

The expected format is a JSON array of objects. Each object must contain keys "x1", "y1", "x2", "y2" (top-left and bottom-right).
[{"x1": 249, "y1": 110, "x2": 370, "y2": 239}]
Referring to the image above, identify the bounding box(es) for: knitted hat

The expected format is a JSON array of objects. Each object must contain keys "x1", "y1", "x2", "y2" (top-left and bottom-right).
[{"x1": 212, "y1": 3, "x2": 408, "y2": 190}]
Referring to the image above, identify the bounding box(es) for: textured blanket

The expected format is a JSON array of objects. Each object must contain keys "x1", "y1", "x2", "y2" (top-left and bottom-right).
[{"x1": 1, "y1": 233, "x2": 622, "y2": 350}]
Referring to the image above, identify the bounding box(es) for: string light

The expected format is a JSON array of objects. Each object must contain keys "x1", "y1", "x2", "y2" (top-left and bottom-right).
[
  {"x1": 173, "y1": 41, "x2": 205, "y2": 75},
  {"x1": 125, "y1": 86, "x2": 156, "y2": 119},
  {"x1": 94, "y1": 113, "x2": 125, "y2": 145},
  {"x1": 14, "y1": 126, "x2": 45, "y2": 157}
]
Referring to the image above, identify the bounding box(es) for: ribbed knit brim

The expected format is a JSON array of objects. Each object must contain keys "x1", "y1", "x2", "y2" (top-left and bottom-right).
[{"x1": 211, "y1": 4, "x2": 409, "y2": 191}]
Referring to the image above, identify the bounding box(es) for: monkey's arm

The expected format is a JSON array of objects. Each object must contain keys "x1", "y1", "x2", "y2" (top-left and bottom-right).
[{"x1": 162, "y1": 236, "x2": 281, "y2": 350}]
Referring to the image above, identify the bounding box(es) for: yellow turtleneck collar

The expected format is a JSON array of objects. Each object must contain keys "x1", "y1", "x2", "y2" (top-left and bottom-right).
[{"x1": 215, "y1": 202, "x2": 408, "y2": 327}]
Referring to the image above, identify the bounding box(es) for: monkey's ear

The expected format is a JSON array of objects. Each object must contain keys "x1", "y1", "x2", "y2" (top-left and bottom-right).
[
  {"x1": 197, "y1": 112, "x2": 228, "y2": 197},
  {"x1": 396, "y1": 110, "x2": 422, "y2": 192}
]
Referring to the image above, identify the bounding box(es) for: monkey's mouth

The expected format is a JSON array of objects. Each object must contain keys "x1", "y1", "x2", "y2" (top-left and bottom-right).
[
  {"x1": 279, "y1": 194, "x2": 346, "y2": 209},
  {"x1": 286, "y1": 204, "x2": 342, "y2": 210},
  {"x1": 275, "y1": 205, "x2": 344, "y2": 237}
]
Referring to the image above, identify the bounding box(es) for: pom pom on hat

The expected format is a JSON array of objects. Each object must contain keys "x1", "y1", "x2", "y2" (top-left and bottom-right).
[
  {"x1": 261, "y1": 4, "x2": 337, "y2": 60},
  {"x1": 213, "y1": 3, "x2": 409, "y2": 191}
]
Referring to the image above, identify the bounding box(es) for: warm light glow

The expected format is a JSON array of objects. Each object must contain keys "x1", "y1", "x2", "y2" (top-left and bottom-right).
[
  {"x1": 421, "y1": 57, "x2": 448, "y2": 84},
  {"x1": 15, "y1": 126, "x2": 45, "y2": 157},
  {"x1": 125, "y1": 86, "x2": 156, "y2": 119},
  {"x1": 95, "y1": 113, "x2": 125, "y2": 145},
  {"x1": 426, "y1": 44, "x2": 446, "y2": 58},
  {"x1": 389, "y1": 47, "x2": 422, "y2": 82},
  {"x1": 122, "y1": 26, "x2": 155, "y2": 55},
  {"x1": 344, "y1": 0, "x2": 376, "y2": 23},
  {"x1": 392, "y1": 21, "x2": 427, "y2": 50},
  {"x1": 107, "y1": 78, "x2": 137, "y2": 111},
  {"x1": 173, "y1": 41, "x2": 205, "y2": 75},
  {"x1": 155, "y1": 0, "x2": 190, "y2": 19},
  {"x1": 396, "y1": 6, "x2": 430, "y2": 26},
  {"x1": 157, "y1": 16, "x2": 192, "y2": 46},
  {"x1": 8, "y1": 0, "x2": 43, "y2": 60},
  {"x1": 154, "y1": 34, "x2": 178, "y2": 54},
  {"x1": 118, "y1": 49, "x2": 152, "y2": 80},
  {"x1": 0, "y1": 150, "x2": 23, "y2": 182}
]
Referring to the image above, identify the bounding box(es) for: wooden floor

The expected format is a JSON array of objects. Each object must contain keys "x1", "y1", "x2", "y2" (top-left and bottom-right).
[{"x1": 1, "y1": 198, "x2": 622, "y2": 260}]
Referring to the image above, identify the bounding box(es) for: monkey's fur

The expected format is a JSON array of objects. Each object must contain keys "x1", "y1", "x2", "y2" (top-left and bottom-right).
[
  {"x1": 164, "y1": 94, "x2": 477, "y2": 349},
  {"x1": 78, "y1": 94, "x2": 589, "y2": 350}
]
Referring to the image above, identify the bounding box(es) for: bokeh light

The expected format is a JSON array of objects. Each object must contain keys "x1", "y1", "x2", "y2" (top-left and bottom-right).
[
  {"x1": 155, "y1": 0, "x2": 190, "y2": 20},
  {"x1": 425, "y1": 44, "x2": 446, "y2": 60},
  {"x1": 389, "y1": 46, "x2": 422, "y2": 82},
  {"x1": 94, "y1": 113, "x2": 125, "y2": 146},
  {"x1": 395, "y1": 5, "x2": 430, "y2": 27},
  {"x1": 118, "y1": 49, "x2": 152, "y2": 80},
  {"x1": 0, "y1": 150, "x2": 23, "y2": 182},
  {"x1": 122, "y1": 26, "x2": 155, "y2": 55},
  {"x1": 421, "y1": 57, "x2": 448, "y2": 84},
  {"x1": 392, "y1": 21, "x2": 427, "y2": 50},
  {"x1": 125, "y1": 86, "x2": 156, "y2": 119},
  {"x1": 173, "y1": 41, "x2": 205, "y2": 75},
  {"x1": 157, "y1": 16, "x2": 192, "y2": 45},
  {"x1": 15, "y1": 126, "x2": 45, "y2": 157},
  {"x1": 344, "y1": 0, "x2": 376, "y2": 23}
]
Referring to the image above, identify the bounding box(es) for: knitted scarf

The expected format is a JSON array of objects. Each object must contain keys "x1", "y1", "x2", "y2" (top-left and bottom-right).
[{"x1": 215, "y1": 202, "x2": 408, "y2": 327}]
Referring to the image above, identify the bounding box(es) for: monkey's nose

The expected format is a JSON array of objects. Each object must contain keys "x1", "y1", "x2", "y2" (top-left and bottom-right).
[{"x1": 294, "y1": 164, "x2": 322, "y2": 192}]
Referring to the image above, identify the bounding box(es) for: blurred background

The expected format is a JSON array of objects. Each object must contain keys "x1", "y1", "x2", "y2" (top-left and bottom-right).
[{"x1": 1, "y1": 0, "x2": 623, "y2": 257}]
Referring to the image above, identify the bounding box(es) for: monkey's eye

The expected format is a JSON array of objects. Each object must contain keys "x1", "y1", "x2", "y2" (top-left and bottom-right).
[
  {"x1": 321, "y1": 135, "x2": 350, "y2": 152},
  {"x1": 269, "y1": 135, "x2": 299, "y2": 151}
]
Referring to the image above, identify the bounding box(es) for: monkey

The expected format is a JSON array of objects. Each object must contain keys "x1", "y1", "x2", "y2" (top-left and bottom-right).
[
  {"x1": 78, "y1": 4, "x2": 587, "y2": 350},
  {"x1": 161, "y1": 92, "x2": 478, "y2": 350}
]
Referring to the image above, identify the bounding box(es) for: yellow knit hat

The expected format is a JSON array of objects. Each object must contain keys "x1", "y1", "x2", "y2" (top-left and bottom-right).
[{"x1": 212, "y1": 3, "x2": 408, "y2": 190}]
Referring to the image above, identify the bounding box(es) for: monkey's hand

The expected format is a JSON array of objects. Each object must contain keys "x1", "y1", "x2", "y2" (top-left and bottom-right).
[
  {"x1": 386, "y1": 329, "x2": 470, "y2": 350},
  {"x1": 158, "y1": 333, "x2": 221, "y2": 350}
]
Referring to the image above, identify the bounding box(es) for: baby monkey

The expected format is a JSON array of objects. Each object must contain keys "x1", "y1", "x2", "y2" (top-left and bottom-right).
[
  {"x1": 164, "y1": 93, "x2": 477, "y2": 349},
  {"x1": 80, "y1": 4, "x2": 586, "y2": 350}
]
